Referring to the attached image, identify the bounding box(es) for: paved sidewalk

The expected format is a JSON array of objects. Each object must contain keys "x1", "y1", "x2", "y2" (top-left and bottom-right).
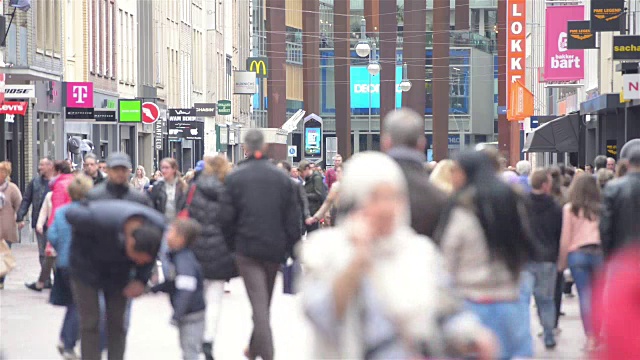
[{"x1": 1, "y1": 243, "x2": 587, "y2": 359}]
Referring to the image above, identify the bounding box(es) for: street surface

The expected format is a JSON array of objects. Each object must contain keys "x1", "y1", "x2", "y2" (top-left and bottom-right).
[{"x1": 2, "y1": 242, "x2": 588, "y2": 359}]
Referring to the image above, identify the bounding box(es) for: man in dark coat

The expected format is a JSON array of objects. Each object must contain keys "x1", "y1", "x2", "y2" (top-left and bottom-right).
[
  {"x1": 66, "y1": 200, "x2": 165, "y2": 360},
  {"x1": 17, "y1": 157, "x2": 54, "y2": 287},
  {"x1": 525, "y1": 169, "x2": 563, "y2": 349},
  {"x1": 87, "y1": 153, "x2": 151, "y2": 206},
  {"x1": 83, "y1": 153, "x2": 107, "y2": 186},
  {"x1": 301, "y1": 161, "x2": 324, "y2": 233},
  {"x1": 382, "y1": 109, "x2": 448, "y2": 238},
  {"x1": 601, "y1": 139, "x2": 640, "y2": 257},
  {"x1": 225, "y1": 130, "x2": 300, "y2": 360}
]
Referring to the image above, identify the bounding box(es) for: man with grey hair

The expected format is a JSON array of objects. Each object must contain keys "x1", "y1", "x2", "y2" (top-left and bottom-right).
[
  {"x1": 515, "y1": 160, "x2": 532, "y2": 193},
  {"x1": 601, "y1": 139, "x2": 640, "y2": 257},
  {"x1": 382, "y1": 109, "x2": 447, "y2": 238},
  {"x1": 225, "y1": 129, "x2": 300, "y2": 360},
  {"x1": 84, "y1": 153, "x2": 106, "y2": 185}
]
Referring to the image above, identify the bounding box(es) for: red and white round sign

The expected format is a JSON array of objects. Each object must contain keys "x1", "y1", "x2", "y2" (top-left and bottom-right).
[{"x1": 142, "y1": 102, "x2": 160, "y2": 124}]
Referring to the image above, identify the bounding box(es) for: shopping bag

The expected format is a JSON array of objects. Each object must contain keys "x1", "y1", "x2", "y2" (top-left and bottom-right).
[
  {"x1": 0, "y1": 240, "x2": 16, "y2": 277},
  {"x1": 282, "y1": 258, "x2": 301, "y2": 295}
]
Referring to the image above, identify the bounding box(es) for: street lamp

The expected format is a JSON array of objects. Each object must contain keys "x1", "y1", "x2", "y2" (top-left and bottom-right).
[
  {"x1": 355, "y1": 18, "x2": 371, "y2": 58},
  {"x1": 367, "y1": 42, "x2": 380, "y2": 76},
  {"x1": 399, "y1": 62, "x2": 412, "y2": 92}
]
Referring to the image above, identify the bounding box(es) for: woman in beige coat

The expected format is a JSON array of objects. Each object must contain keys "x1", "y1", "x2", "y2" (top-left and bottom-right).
[{"x1": 0, "y1": 161, "x2": 23, "y2": 289}]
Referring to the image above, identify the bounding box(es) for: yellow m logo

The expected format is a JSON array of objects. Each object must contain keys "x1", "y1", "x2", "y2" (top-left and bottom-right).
[{"x1": 249, "y1": 60, "x2": 267, "y2": 76}]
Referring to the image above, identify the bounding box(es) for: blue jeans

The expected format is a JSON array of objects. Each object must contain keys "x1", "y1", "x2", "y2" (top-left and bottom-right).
[
  {"x1": 466, "y1": 299, "x2": 533, "y2": 359},
  {"x1": 568, "y1": 250, "x2": 603, "y2": 336},
  {"x1": 60, "y1": 304, "x2": 79, "y2": 351},
  {"x1": 524, "y1": 262, "x2": 557, "y2": 336}
]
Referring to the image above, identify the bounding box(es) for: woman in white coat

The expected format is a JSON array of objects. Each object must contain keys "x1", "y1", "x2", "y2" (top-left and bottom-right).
[{"x1": 299, "y1": 152, "x2": 496, "y2": 359}]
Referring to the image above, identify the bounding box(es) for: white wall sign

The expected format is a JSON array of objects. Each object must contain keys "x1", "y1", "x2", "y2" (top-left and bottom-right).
[
  {"x1": 623, "y1": 73, "x2": 640, "y2": 100},
  {"x1": 234, "y1": 71, "x2": 257, "y2": 95},
  {"x1": 4, "y1": 84, "x2": 35, "y2": 99}
]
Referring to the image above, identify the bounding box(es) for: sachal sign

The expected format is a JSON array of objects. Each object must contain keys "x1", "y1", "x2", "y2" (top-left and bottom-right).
[{"x1": 545, "y1": 6, "x2": 584, "y2": 82}]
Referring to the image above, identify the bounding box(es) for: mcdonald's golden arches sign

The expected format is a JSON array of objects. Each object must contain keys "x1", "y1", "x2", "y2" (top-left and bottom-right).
[{"x1": 246, "y1": 57, "x2": 268, "y2": 78}]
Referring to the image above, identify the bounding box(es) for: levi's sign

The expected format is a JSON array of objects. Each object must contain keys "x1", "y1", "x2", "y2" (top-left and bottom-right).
[{"x1": 0, "y1": 101, "x2": 28, "y2": 115}]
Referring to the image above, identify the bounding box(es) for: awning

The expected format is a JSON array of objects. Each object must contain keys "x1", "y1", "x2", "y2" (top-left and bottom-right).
[{"x1": 523, "y1": 113, "x2": 580, "y2": 153}]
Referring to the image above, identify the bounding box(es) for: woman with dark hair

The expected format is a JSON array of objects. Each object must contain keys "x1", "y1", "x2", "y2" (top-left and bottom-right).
[
  {"x1": 149, "y1": 158, "x2": 188, "y2": 220},
  {"x1": 185, "y1": 155, "x2": 235, "y2": 360},
  {"x1": 557, "y1": 175, "x2": 603, "y2": 350},
  {"x1": 437, "y1": 150, "x2": 538, "y2": 359}
]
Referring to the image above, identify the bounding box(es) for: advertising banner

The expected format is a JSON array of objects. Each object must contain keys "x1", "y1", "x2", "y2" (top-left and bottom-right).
[
  {"x1": 350, "y1": 66, "x2": 403, "y2": 108},
  {"x1": 507, "y1": 0, "x2": 526, "y2": 109},
  {"x1": 65, "y1": 107, "x2": 94, "y2": 120},
  {"x1": 65, "y1": 82, "x2": 93, "y2": 108},
  {"x1": 218, "y1": 100, "x2": 231, "y2": 115},
  {"x1": 507, "y1": 81, "x2": 534, "y2": 121},
  {"x1": 246, "y1": 57, "x2": 268, "y2": 79},
  {"x1": 623, "y1": 74, "x2": 640, "y2": 100},
  {"x1": 194, "y1": 103, "x2": 217, "y2": 117},
  {"x1": 303, "y1": 114, "x2": 323, "y2": 160},
  {"x1": 234, "y1": 71, "x2": 257, "y2": 95},
  {"x1": 94, "y1": 109, "x2": 117, "y2": 122},
  {"x1": 545, "y1": 6, "x2": 584, "y2": 82},
  {"x1": 567, "y1": 21, "x2": 596, "y2": 50},
  {"x1": 0, "y1": 101, "x2": 28, "y2": 115},
  {"x1": 142, "y1": 102, "x2": 160, "y2": 124},
  {"x1": 118, "y1": 100, "x2": 142, "y2": 123},
  {"x1": 590, "y1": 0, "x2": 624, "y2": 32},
  {"x1": 613, "y1": 36, "x2": 640, "y2": 60},
  {"x1": 168, "y1": 108, "x2": 203, "y2": 141},
  {"x1": 154, "y1": 109, "x2": 166, "y2": 151}
]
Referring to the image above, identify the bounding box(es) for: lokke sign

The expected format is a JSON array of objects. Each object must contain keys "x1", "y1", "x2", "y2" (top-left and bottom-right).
[
  {"x1": 544, "y1": 6, "x2": 584, "y2": 82},
  {"x1": 507, "y1": 0, "x2": 526, "y2": 117}
]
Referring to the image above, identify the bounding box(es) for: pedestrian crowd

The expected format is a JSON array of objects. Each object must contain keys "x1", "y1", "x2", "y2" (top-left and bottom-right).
[{"x1": 1, "y1": 108, "x2": 640, "y2": 360}]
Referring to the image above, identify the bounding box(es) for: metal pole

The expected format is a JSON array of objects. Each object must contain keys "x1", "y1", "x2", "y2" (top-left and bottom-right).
[{"x1": 369, "y1": 73, "x2": 372, "y2": 133}]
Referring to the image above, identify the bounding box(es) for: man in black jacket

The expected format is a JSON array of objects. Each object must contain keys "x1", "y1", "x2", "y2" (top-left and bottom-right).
[
  {"x1": 66, "y1": 200, "x2": 165, "y2": 360},
  {"x1": 382, "y1": 109, "x2": 447, "y2": 238},
  {"x1": 17, "y1": 157, "x2": 54, "y2": 287},
  {"x1": 301, "y1": 161, "x2": 324, "y2": 233},
  {"x1": 87, "y1": 153, "x2": 151, "y2": 206},
  {"x1": 526, "y1": 169, "x2": 563, "y2": 349},
  {"x1": 225, "y1": 130, "x2": 300, "y2": 360},
  {"x1": 278, "y1": 160, "x2": 311, "y2": 237},
  {"x1": 601, "y1": 139, "x2": 640, "y2": 257},
  {"x1": 83, "y1": 153, "x2": 106, "y2": 185}
]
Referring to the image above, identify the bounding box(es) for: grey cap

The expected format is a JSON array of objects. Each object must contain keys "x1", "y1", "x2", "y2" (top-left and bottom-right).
[
  {"x1": 620, "y1": 139, "x2": 640, "y2": 165},
  {"x1": 106, "y1": 152, "x2": 132, "y2": 169}
]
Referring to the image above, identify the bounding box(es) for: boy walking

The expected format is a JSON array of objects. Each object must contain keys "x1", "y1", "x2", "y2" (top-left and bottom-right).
[{"x1": 151, "y1": 219, "x2": 205, "y2": 360}]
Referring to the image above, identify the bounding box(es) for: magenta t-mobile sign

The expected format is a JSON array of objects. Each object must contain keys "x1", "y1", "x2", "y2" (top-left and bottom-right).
[{"x1": 65, "y1": 82, "x2": 94, "y2": 108}]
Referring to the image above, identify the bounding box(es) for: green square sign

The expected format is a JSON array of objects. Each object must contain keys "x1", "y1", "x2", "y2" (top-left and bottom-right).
[
  {"x1": 119, "y1": 100, "x2": 142, "y2": 122},
  {"x1": 217, "y1": 100, "x2": 231, "y2": 116}
]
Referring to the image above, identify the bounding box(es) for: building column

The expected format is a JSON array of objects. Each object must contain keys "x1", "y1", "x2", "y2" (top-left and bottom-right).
[
  {"x1": 266, "y1": 0, "x2": 287, "y2": 160},
  {"x1": 455, "y1": 0, "x2": 470, "y2": 30},
  {"x1": 334, "y1": 0, "x2": 351, "y2": 158},
  {"x1": 303, "y1": 0, "x2": 320, "y2": 116},
  {"x1": 403, "y1": 0, "x2": 426, "y2": 117},
  {"x1": 379, "y1": 0, "x2": 396, "y2": 128},
  {"x1": 432, "y1": 0, "x2": 450, "y2": 160}
]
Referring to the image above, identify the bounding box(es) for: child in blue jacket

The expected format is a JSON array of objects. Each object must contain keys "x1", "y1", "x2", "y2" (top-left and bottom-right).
[{"x1": 151, "y1": 218, "x2": 205, "y2": 360}]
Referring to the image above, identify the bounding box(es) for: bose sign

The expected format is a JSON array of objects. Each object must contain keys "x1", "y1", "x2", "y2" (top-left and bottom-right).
[{"x1": 350, "y1": 67, "x2": 403, "y2": 109}]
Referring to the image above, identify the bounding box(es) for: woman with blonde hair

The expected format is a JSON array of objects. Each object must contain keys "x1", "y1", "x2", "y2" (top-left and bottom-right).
[
  {"x1": 204, "y1": 155, "x2": 232, "y2": 183},
  {"x1": 430, "y1": 159, "x2": 456, "y2": 194},
  {"x1": 130, "y1": 165, "x2": 149, "y2": 192},
  {"x1": 0, "y1": 161, "x2": 22, "y2": 289}
]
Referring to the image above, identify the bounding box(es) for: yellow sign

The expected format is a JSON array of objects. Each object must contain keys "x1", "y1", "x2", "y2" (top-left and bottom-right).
[{"x1": 246, "y1": 57, "x2": 268, "y2": 78}]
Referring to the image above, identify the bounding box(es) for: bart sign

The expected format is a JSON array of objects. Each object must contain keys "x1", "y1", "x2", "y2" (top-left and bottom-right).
[{"x1": 246, "y1": 57, "x2": 268, "y2": 78}]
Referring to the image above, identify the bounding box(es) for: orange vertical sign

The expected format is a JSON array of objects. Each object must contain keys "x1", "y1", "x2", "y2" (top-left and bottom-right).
[
  {"x1": 507, "y1": 0, "x2": 526, "y2": 120},
  {"x1": 508, "y1": 80, "x2": 534, "y2": 121}
]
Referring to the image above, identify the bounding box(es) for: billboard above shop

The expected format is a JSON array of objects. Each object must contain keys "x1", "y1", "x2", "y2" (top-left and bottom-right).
[{"x1": 545, "y1": 6, "x2": 585, "y2": 82}]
